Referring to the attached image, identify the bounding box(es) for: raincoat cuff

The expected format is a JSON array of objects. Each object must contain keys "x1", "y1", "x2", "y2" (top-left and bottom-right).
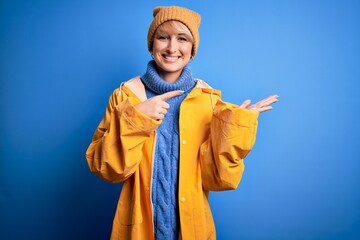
[
  {"x1": 213, "y1": 100, "x2": 259, "y2": 128},
  {"x1": 118, "y1": 97, "x2": 160, "y2": 132}
]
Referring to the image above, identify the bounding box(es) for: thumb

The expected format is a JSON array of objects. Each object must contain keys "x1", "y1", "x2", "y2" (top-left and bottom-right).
[
  {"x1": 159, "y1": 90, "x2": 184, "y2": 101},
  {"x1": 239, "y1": 99, "x2": 251, "y2": 108}
]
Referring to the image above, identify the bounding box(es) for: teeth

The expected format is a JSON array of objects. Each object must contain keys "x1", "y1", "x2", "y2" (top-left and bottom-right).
[{"x1": 165, "y1": 56, "x2": 178, "y2": 59}]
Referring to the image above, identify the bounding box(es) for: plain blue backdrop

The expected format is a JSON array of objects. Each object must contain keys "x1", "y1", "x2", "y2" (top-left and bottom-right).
[{"x1": 1, "y1": 0, "x2": 360, "y2": 239}]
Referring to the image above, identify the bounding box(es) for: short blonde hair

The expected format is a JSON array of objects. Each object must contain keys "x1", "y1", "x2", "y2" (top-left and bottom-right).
[{"x1": 154, "y1": 21, "x2": 194, "y2": 44}]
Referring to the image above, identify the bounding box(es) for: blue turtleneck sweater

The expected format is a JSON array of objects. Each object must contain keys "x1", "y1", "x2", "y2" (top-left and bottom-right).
[{"x1": 141, "y1": 61, "x2": 196, "y2": 240}]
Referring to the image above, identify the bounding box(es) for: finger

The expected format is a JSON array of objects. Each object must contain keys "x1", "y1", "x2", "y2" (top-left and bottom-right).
[
  {"x1": 258, "y1": 106, "x2": 273, "y2": 113},
  {"x1": 239, "y1": 99, "x2": 251, "y2": 108},
  {"x1": 257, "y1": 95, "x2": 276, "y2": 106},
  {"x1": 258, "y1": 99, "x2": 277, "y2": 109},
  {"x1": 247, "y1": 104, "x2": 258, "y2": 111},
  {"x1": 156, "y1": 113, "x2": 165, "y2": 120},
  {"x1": 248, "y1": 105, "x2": 272, "y2": 113},
  {"x1": 261, "y1": 95, "x2": 279, "y2": 106},
  {"x1": 158, "y1": 107, "x2": 167, "y2": 115},
  {"x1": 254, "y1": 95, "x2": 279, "y2": 109},
  {"x1": 159, "y1": 90, "x2": 184, "y2": 101},
  {"x1": 161, "y1": 102, "x2": 170, "y2": 110}
]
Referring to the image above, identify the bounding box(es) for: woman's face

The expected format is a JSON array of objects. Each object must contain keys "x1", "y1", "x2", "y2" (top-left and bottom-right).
[{"x1": 151, "y1": 21, "x2": 193, "y2": 82}]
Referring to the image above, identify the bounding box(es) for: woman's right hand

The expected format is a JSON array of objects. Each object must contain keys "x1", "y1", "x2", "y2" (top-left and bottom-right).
[{"x1": 135, "y1": 90, "x2": 184, "y2": 120}]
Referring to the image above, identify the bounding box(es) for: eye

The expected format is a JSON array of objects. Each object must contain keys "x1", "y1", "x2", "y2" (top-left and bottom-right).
[
  {"x1": 178, "y1": 37, "x2": 188, "y2": 42},
  {"x1": 156, "y1": 35, "x2": 169, "y2": 40}
]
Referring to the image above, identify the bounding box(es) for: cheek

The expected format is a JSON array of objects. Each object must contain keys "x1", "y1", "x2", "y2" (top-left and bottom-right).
[
  {"x1": 181, "y1": 44, "x2": 193, "y2": 56},
  {"x1": 151, "y1": 40, "x2": 161, "y2": 53},
  {"x1": 153, "y1": 38, "x2": 168, "y2": 46}
]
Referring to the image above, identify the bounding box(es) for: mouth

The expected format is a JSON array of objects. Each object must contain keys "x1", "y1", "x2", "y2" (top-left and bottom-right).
[{"x1": 162, "y1": 54, "x2": 181, "y2": 63}]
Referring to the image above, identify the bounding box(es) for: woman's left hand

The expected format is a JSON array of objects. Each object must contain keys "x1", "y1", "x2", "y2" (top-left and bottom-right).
[{"x1": 239, "y1": 95, "x2": 279, "y2": 113}]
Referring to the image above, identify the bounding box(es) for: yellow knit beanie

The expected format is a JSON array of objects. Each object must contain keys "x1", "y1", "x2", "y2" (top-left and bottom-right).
[{"x1": 147, "y1": 6, "x2": 201, "y2": 57}]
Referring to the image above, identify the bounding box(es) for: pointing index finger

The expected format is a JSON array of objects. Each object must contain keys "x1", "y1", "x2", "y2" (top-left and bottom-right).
[{"x1": 159, "y1": 90, "x2": 184, "y2": 101}]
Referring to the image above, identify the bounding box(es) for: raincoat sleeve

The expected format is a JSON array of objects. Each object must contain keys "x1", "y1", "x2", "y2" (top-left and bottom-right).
[
  {"x1": 200, "y1": 100, "x2": 259, "y2": 191},
  {"x1": 86, "y1": 88, "x2": 160, "y2": 183}
]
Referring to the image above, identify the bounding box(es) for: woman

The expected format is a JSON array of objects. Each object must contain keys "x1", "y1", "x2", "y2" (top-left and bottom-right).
[{"x1": 86, "y1": 6, "x2": 278, "y2": 240}]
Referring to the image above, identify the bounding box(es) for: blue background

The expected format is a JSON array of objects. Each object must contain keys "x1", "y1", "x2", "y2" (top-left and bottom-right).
[{"x1": 1, "y1": 0, "x2": 360, "y2": 239}]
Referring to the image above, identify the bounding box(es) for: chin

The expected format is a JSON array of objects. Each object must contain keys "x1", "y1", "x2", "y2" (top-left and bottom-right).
[{"x1": 158, "y1": 62, "x2": 183, "y2": 70}]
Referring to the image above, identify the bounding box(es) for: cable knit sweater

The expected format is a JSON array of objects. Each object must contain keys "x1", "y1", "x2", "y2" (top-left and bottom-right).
[{"x1": 141, "y1": 60, "x2": 196, "y2": 240}]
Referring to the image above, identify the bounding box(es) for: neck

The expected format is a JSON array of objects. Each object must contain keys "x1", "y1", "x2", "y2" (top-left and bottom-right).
[
  {"x1": 157, "y1": 68, "x2": 182, "y2": 83},
  {"x1": 141, "y1": 60, "x2": 196, "y2": 95}
]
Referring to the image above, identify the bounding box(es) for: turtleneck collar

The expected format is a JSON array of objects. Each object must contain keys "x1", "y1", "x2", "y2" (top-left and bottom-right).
[{"x1": 140, "y1": 60, "x2": 196, "y2": 95}]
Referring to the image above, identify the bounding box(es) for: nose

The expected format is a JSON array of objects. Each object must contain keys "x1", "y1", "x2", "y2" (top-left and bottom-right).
[{"x1": 166, "y1": 37, "x2": 178, "y2": 53}]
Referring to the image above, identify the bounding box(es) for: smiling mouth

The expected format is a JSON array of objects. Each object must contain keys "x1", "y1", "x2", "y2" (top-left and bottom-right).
[{"x1": 162, "y1": 55, "x2": 181, "y2": 62}]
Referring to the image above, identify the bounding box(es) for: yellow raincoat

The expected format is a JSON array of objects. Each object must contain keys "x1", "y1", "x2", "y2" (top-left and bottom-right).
[{"x1": 86, "y1": 76, "x2": 259, "y2": 239}]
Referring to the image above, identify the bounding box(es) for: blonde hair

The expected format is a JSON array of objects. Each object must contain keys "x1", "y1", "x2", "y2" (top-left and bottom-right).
[{"x1": 155, "y1": 21, "x2": 194, "y2": 44}]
